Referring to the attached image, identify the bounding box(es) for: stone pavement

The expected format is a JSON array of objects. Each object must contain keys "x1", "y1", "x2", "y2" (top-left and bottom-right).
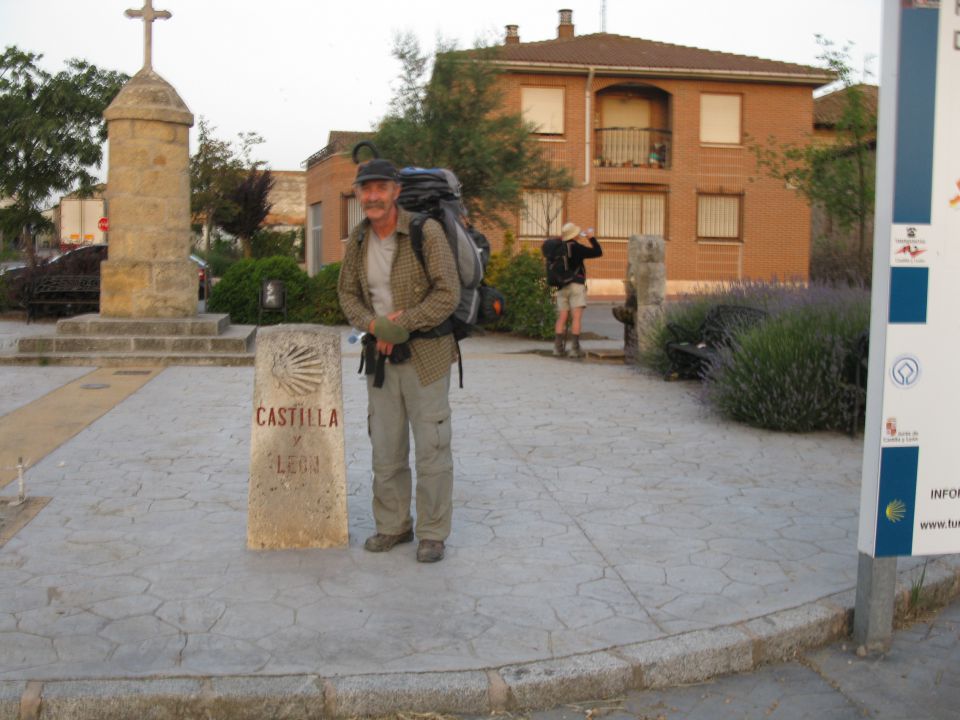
[{"x1": 0, "y1": 314, "x2": 958, "y2": 718}]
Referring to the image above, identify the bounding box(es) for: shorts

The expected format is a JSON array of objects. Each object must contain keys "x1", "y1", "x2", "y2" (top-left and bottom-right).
[{"x1": 556, "y1": 282, "x2": 587, "y2": 311}]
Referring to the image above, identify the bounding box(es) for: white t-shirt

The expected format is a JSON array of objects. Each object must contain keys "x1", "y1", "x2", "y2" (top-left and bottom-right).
[{"x1": 366, "y1": 228, "x2": 397, "y2": 316}]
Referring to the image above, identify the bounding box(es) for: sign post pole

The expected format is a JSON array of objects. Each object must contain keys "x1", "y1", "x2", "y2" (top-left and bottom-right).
[{"x1": 855, "y1": 0, "x2": 960, "y2": 651}]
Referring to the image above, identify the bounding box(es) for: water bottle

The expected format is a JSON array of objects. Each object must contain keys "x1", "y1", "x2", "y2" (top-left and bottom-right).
[{"x1": 348, "y1": 328, "x2": 366, "y2": 344}]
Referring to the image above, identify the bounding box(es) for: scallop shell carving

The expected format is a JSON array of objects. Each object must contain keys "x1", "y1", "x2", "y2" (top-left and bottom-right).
[{"x1": 271, "y1": 345, "x2": 325, "y2": 395}]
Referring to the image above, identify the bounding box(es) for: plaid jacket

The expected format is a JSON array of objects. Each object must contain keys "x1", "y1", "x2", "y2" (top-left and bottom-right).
[{"x1": 337, "y1": 207, "x2": 459, "y2": 387}]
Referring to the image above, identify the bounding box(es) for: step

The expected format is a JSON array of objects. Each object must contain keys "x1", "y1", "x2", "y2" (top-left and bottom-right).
[
  {"x1": 18, "y1": 325, "x2": 256, "y2": 354},
  {"x1": 0, "y1": 352, "x2": 255, "y2": 367},
  {"x1": 55, "y1": 313, "x2": 232, "y2": 337}
]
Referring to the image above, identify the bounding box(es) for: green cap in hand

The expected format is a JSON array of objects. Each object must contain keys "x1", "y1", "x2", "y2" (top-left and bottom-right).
[{"x1": 373, "y1": 316, "x2": 410, "y2": 344}]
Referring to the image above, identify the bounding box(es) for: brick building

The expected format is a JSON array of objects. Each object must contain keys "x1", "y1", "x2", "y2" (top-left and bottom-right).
[
  {"x1": 305, "y1": 9, "x2": 831, "y2": 294},
  {"x1": 263, "y1": 170, "x2": 307, "y2": 233}
]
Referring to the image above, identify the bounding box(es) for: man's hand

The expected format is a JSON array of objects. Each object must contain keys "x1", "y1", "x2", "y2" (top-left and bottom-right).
[{"x1": 370, "y1": 310, "x2": 405, "y2": 355}]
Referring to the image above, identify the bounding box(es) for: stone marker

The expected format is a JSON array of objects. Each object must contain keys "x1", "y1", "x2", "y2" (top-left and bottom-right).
[
  {"x1": 248, "y1": 326, "x2": 348, "y2": 549},
  {"x1": 629, "y1": 234, "x2": 666, "y2": 357}
]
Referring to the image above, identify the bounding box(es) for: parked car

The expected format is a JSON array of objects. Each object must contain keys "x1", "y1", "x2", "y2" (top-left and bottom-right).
[{"x1": 0, "y1": 244, "x2": 212, "y2": 312}]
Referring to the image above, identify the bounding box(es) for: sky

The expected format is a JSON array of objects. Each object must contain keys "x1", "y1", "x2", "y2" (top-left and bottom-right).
[{"x1": 1, "y1": 0, "x2": 883, "y2": 174}]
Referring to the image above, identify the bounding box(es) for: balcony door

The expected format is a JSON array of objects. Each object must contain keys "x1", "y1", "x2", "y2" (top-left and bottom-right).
[{"x1": 599, "y1": 95, "x2": 651, "y2": 165}]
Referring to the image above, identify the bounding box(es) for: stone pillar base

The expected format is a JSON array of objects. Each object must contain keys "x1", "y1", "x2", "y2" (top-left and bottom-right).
[{"x1": 100, "y1": 259, "x2": 197, "y2": 318}]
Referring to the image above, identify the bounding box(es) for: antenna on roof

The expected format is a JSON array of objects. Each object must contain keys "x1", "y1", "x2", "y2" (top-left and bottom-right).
[{"x1": 601, "y1": 0, "x2": 607, "y2": 32}]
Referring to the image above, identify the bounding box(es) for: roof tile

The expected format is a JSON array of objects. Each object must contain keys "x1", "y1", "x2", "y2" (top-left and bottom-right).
[{"x1": 493, "y1": 32, "x2": 831, "y2": 82}]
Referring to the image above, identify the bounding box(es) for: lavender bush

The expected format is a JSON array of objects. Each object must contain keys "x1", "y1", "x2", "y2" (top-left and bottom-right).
[{"x1": 640, "y1": 282, "x2": 871, "y2": 432}]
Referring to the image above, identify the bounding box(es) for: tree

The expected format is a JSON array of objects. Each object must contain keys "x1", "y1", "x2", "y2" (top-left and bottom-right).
[
  {"x1": 751, "y1": 37, "x2": 876, "y2": 284},
  {"x1": 189, "y1": 120, "x2": 269, "y2": 255},
  {"x1": 0, "y1": 46, "x2": 127, "y2": 254},
  {"x1": 190, "y1": 117, "x2": 241, "y2": 254},
  {"x1": 219, "y1": 168, "x2": 275, "y2": 259},
  {"x1": 372, "y1": 34, "x2": 572, "y2": 226}
]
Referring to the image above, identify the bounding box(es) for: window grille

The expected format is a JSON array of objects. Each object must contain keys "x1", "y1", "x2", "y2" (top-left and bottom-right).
[
  {"x1": 697, "y1": 195, "x2": 741, "y2": 240},
  {"x1": 520, "y1": 191, "x2": 564, "y2": 238},
  {"x1": 309, "y1": 202, "x2": 323, "y2": 269},
  {"x1": 342, "y1": 195, "x2": 362, "y2": 239},
  {"x1": 597, "y1": 192, "x2": 666, "y2": 238}
]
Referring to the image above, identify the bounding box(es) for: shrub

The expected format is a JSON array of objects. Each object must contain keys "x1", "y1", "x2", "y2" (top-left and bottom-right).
[
  {"x1": 485, "y1": 248, "x2": 556, "y2": 339},
  {"x1": 208, "y1": 256, "x2": 313, "y2": 325},
  {"x1": 637, "y1": 281, "x2": 870, "y2": 432},
  {"x1": 704, "y1": 296, "x2": 869, "y2": 432},
  {"x1": 308, "y1": 262, "x2": 346, "y2": 326}
]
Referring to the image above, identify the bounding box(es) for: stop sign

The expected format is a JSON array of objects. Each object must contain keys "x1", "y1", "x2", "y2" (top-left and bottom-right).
[{"x1": 97, "y1": 217, "x2": 109, "y2": 232}]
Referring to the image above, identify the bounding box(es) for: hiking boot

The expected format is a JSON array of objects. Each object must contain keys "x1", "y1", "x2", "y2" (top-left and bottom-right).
[
  {"x1": 552, "y1": 334, "x2": 566, "y2": 357},
  {"x1": 363, "y1": 529, "x2": 414, "y2": 553},
  {"x1": 416, "y1": 539, "x2": 445, "y2": 563},
  {"x1": 567, "y1": 335, "x2": 584, "y2": 359}
]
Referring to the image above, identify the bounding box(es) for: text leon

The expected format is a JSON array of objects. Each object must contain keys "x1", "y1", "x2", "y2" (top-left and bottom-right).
[{"x1": 255, "y1": 406, "x2": 339, "y2": 428}]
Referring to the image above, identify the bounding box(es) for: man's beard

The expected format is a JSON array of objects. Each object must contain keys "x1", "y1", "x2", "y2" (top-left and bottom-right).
[{"x1": 363, "y1": 201, "x2": 388, "y2": 212}]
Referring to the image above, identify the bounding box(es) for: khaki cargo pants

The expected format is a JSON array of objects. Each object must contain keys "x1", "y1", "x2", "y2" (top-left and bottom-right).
[{"x1": 367, "y1": 362, "x2": 453, "y2": 541}]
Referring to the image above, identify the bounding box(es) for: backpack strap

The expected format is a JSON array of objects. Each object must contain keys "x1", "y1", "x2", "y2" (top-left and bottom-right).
[
  {"x1": 405, "y1": 212, "x2": 465, "y2": 389},
  {"x1": 408, "y1": 213, "x2": 427, "y2": 266}
]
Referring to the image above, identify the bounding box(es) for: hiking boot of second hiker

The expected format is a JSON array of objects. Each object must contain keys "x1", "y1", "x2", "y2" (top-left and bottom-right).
[
  {"x1": 363, "y1": 529, "x2": 414, "y2": 552},
  {"x1": 552, "y1": 334, "x2": 566, "y2": 357},
  {"x1": 568, "y1": 335, "x2": 584, "y2": 359}
]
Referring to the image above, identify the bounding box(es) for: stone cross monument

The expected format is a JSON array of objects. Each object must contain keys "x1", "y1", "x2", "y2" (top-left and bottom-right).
[
  {"x1": 124, "y1": 0, "x2": 171, "y2": 72},
  {"x1": 99, "y1": 1, "x2": 197, "y2": 318}
]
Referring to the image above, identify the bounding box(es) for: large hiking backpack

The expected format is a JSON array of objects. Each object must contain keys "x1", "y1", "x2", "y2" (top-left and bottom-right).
[
  {"x1": 399, "y1": 166, "x2": 487, "y2": 335},
  {"x1": 542, "y1": 237, "x2": 581, "y2": 288}
]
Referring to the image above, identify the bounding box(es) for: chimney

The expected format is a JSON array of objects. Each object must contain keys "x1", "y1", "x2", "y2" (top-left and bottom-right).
[
  {"x1": 505, "y1": 24, "x2": 520, "y2": 45},
  {"x1": 557, "y1": 8, "x2": 574, "y2": 39}
]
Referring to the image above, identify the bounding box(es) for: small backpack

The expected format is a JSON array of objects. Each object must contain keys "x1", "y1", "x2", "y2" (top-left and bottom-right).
[{"x1": 542, "y1": 237, "x2": 581, "y2": 288}]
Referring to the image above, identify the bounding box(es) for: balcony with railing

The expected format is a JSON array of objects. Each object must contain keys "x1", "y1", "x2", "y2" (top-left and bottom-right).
[{"x1": 594, "y1": 127, "x2": 672, "y2": 183}]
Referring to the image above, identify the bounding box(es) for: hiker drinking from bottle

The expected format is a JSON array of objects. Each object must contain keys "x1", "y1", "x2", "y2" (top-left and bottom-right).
[
  {"x1": 542, "y1": 222, "x2": 603, "y2": 358},
  {"x1": 337, "y1": 158, "x2": 459, "y2": 563}
]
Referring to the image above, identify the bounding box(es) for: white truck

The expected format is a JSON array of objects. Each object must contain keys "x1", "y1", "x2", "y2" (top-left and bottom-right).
[{"x1": 58, "y1": 196, "x2": 105, "y2": 252}]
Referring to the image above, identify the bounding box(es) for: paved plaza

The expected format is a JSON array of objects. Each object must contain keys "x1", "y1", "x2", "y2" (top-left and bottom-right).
[{"x1": 0, "y1": 314, "x2": 957, "y2": 717}]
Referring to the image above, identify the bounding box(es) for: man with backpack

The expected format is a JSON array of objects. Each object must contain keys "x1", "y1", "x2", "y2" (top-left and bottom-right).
[
  {"x1": 542, "y1": 222, "x2": 603, "y2": 358},
  {"x1": 337, "y1": 158, "x2": 459, "y2": 563}
]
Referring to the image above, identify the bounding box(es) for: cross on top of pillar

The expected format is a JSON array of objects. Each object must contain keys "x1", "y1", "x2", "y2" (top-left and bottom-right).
[{"x1": 124, "y1": 0, "x2": 172, "y2": 72}]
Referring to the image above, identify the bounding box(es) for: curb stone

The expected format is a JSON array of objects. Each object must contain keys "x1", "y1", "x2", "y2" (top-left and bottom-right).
[
  {"x1": 34, "y1": 679, "x2": 203, "y2": 720},
  {"x1": 615, "y1": 624, "x2": 754, "y2": 689},
  {"x1": 9, "y1": 548, "x2": 960, "y2": 718},
  {"x1": 327, "y1": 671, "x2": 489, "y2": 717},
  {"x1": 206, "y1": 676, "x2": 324, "y2": 720},
  {"x1": 499, "y1": 651, "x2": 634, "y2": 710},
  {"x1": 0, "y1": 681, "x2": 22, "y2": 720}
]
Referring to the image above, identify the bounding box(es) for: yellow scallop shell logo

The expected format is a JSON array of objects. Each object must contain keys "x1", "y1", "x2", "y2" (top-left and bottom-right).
[{"x1": 885, "y1": 499, "x2": 907, "y2": 523}]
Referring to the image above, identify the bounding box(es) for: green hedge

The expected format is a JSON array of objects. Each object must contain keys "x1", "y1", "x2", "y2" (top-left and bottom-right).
[
  {"x1": 310, "y1": 262, "x2": 347, "y2": 326},
  {"x1": 207, "y1": 256, "x2": 345, "y2": 326},
  {"x1": 484, "y1": 249, "x2": 556, "y2": 340}
]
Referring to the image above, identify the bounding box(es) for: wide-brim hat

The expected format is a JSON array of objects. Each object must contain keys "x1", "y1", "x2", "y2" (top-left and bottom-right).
[
  {"x1": 561, "y1": 222, "x2": 581, "y2": 241},
  {"x1": 355, "y1": 158, "x2": 399, "y2": 184}
]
